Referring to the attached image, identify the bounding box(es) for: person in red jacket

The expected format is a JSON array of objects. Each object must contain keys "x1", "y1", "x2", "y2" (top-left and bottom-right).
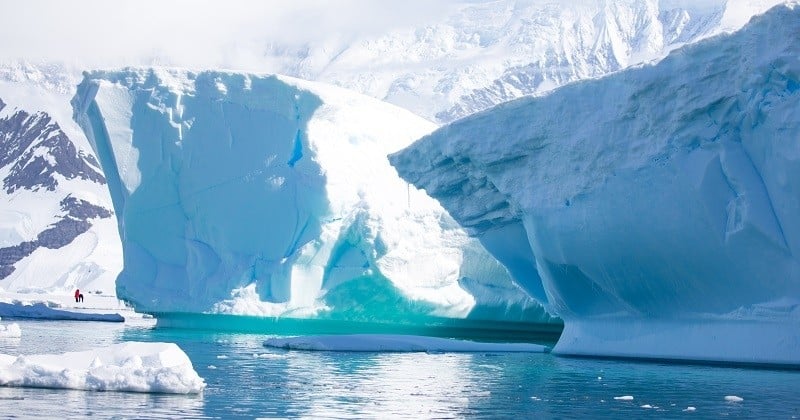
[{"x1": 74, "y1": 289, "x2": 83, "y2": 303}]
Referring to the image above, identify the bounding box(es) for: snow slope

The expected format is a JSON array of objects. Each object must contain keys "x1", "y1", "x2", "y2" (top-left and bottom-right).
[
  {"x1": 0, "y1": 73, "x2": 121, "y2": 298},
  {"x1": 72, "y1": 68, "x2": 551, "y2": 323},
  {"x1": 391, "y1": 3, "x2": 800, "y2": 364}
]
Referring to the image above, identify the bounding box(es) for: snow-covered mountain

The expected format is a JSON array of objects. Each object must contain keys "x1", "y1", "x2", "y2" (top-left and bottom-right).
[
  {"x1": 391, "y1": 2, "x2": 800, "y2": 364},
  {"x1": 2, "y1": 1, "x2": 783, "y2": 126},
  {"x1": 263, "y1": 0, "x2": 784, "y2": 122},
  {"x1": 0, "y1": 83, "x2": 121, "y2": 296}
]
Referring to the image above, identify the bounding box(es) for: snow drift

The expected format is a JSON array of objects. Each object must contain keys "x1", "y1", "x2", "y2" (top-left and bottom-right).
[
  {"x1": 390, "y1": 3, "x2": 800, "y2": 364},
  {"x1": 72, "y1": 69, "x2": 551, "y2": 323}
]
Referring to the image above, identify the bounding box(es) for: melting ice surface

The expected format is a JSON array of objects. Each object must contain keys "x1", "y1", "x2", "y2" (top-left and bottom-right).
[
  {"x1": 391, "y1": 3, "x2": 800, "y2": 365},
  {"x1": 71, "y1": 68, "x2": 553, "y2": 326}
]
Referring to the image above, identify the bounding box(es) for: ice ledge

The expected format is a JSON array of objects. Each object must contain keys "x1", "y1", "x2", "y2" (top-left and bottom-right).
[{"x1": 555, "y1": 319, "x2": 800, "y2": 366}]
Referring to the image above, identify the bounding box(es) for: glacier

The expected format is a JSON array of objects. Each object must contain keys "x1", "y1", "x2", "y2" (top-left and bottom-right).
[
  {"x1": 71, "y1": 69, "x2": 553, "y2": 325},
  {"x1": 390, "y1": 3, "x2": 800, "y2": 364}
]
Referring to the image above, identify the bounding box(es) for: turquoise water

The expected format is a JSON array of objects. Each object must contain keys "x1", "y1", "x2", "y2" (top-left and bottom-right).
[{"x1": 1, "y1": 319, "x2": 800, "y2": 419}]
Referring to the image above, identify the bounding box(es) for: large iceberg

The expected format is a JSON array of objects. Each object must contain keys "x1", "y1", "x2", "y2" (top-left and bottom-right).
[
  {"x1": 71, "y1": 69, "x2": 551, "y2": 324},
  {"x1": 390, "y1": 3, "x2": 800, "y2": 364}
]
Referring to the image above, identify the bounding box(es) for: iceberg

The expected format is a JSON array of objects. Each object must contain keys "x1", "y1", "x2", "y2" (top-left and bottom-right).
[
  {"x1": 390, "y1": 4, "x2": 800, "y2": 364},
  {"x1": 71, "y1": 69, "x2": 552, "y2": 325},
  {"x1": 0, "y1": 342, "x2": 205, "y2": 394}
]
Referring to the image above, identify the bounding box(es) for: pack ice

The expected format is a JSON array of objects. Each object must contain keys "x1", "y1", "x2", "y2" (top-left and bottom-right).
[
  {"x1": 71, "y1": 69, "x2": 549, "y2": 322},
  {"x1": 390, "y1": 3, "x2": 800, "y2": 364}
]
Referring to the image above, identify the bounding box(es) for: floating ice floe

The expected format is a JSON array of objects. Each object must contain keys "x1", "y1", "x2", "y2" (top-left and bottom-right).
[
  {"x1": 725, "y1": 395, "x2": 744, "y2": 403},
  {"x1": 263, "y1": 334, "x2": 549, "y2": 352},
  {"x1": 0, "y1": 302, "x2": 123, "y2": 322},
  {"x1": 0, "y1": 342, "x2": 205, "y2": 394},
  {"x1": 614, "y1": 396, "x2": 634, "y2": 401}
]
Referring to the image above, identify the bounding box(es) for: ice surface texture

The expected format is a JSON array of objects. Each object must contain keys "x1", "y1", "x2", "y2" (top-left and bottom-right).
[
  {"x1": 72, "y1": 69, "x2": 550, "y2": 322},
  {"x1": 391, "y1": 4, "x2": 800, "y2": 364}
]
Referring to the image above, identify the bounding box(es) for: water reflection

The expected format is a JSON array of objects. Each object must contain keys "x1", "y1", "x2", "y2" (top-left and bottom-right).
[
  {"x1": 282, "y1": 351, "x2": 481, "y2": 418},
  {"x1": 0, "y1": 386, "x2": 204, "y2": 419}
]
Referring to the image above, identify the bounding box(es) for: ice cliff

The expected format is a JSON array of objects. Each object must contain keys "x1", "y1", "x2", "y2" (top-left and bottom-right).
[
  {"x1": 72, "y1": 69, "x2": 550, "y2": 322},
  {"x1": 390, "y1": 3, "x2": 800, "y2": 364}
]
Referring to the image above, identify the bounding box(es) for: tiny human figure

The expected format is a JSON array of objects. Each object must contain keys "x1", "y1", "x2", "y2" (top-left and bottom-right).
[{"x1": 74, "y1": 289, "x2": 84, "y2": 303}]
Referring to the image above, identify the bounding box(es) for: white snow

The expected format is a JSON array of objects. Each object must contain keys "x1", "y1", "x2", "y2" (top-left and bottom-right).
[
  {"x1": 390, "y1": 3, "x2": 800, "y2": 365},
  {"x1": 0, "y1": 342, "x2": 205, "y2": 394},
  {"x1": 725, "y1": 395, "x2": 744, "y2": 402},
  {"x1": 263, "y1": 334, "x2": 549, "y2": 353}
]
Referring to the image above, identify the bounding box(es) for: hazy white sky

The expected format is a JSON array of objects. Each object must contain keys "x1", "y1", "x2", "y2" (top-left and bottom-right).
[{"x1": 0, "y1": 0, "x2": 460, "y2": 71}]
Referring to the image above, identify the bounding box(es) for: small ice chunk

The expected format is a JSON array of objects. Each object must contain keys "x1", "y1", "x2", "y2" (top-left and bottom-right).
[
  {"x1": 640, "y1": 404, "x2": 653, "y2": 409},
  {"x1": 207, "y1": 365, "x2": 217, "y2": 370},
  {"x1": 725, "y1": 395, "x2": 743, "y2": 402},
  {"x1": 614, "y1": 395, "x2": 634, "y2": 401},
  {"x1": 0, "y1": 322, "x2": 21, "y2": 338},
  {"x1": 0, "y1": 342, "x2": 205, "y2": 394},
  {"x1": 253, "y1": 353, "x2": 283, "y2": 359},
  {"x1": 684, "y1": 406, "x2": 697, "y2": 412},
  {"x1": 216, "y1": 355, "x2": 228, "y2": 359}
]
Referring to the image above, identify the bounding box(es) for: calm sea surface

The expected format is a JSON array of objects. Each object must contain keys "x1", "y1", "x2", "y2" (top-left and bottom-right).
[{"x1": 0, "y1": 319, "x2": 799, "y2": 419}]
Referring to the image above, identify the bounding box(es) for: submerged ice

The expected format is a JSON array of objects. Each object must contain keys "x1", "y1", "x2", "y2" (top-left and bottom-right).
[
  {"x1": 71, "y1": 69, "x2": 552, "y2": 323},
  {"x1": 391, "y1": 3, "x2": 800, "y2": 364}
]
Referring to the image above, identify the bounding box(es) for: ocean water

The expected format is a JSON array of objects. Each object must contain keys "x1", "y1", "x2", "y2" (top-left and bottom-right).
[{"x1": 1, "y1": 319, "x2": 799, "y2": 419}]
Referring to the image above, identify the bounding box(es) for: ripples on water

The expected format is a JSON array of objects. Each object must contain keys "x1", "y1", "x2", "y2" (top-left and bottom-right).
[{"x1": 0, "y1": 320, "x2": 799, "y2": 419}]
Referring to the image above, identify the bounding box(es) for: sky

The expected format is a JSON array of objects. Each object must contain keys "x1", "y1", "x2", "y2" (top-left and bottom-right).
[{"x1": 0, "y1": 0, "x2": 461, "y2": 71}]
